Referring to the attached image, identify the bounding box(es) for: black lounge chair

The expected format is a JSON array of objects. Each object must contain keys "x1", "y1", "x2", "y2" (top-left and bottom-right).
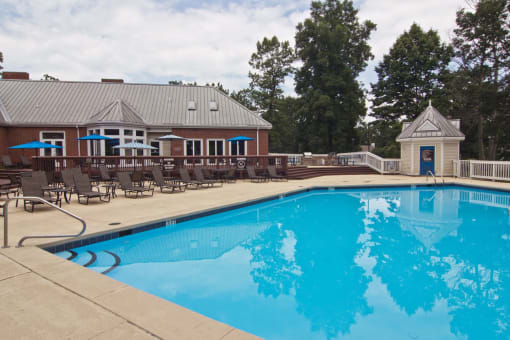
[
  {"x1": 1, "y1": 155, "x2": 16, "y2": 168},
  {"x1": 178, "y1": 168, "x2": 203, "y2": 189},
  {"x1": 152, "y1": 166, "x2": 186, "y2": 193},
  {"x1": 267, "y1": 165, "x2": 288, "y2": 181},
  {"x1": 246, "y1": 166, "x2": 268, "y2": 183},
  {"x1": 21, "y1": 177, "x2": 61, "y2": 212},
  {"x1": 99, "y1": 165, "x2": 115, "y2": 184},
  {"x1": 61, "y1": 168, "x2": 77, "y2": 199},
  {"x1": 117, "y1": 172, "x2": 154, "y2": 198},
  {"x1": 193, "y1": 167, "x2": 222, "y2": 187},
  {"x1": 73, "y1": 173, "x2": 110, "y2": 205},
  {"x1": 225, "y1": 168, "x2": 237, "y2": 183},
  {"x1": 20, "y1": 155, "x2": 32, "y2": 168}
]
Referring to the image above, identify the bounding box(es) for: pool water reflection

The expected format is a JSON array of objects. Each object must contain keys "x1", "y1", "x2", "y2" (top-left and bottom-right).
[{"x1": 60, "y1": 186, "x2": 510, "y2": 339}]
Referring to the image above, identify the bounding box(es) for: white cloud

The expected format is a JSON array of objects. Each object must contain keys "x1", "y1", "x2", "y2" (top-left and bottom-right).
[{"x1": 0, "y1": 0, "x2": 468, "y2": 94}]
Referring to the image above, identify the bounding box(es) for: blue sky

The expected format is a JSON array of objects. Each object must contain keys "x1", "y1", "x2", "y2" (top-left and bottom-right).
[{"x1": 0, "y1": 0, "x2": 466, "y2": 97}]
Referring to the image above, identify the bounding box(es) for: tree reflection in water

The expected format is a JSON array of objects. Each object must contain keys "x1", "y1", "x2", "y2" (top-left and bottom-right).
[{"x1": 244, "y1": 187, "x2": 510, "y2": 339}]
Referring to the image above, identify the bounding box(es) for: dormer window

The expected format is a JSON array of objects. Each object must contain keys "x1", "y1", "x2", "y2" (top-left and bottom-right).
[
  {"x1": 209, "y1": 101, "x2": 218, "y2": 111},
  {"x1": 188, "y1": 101, "x2": 196, "y2": 110}
]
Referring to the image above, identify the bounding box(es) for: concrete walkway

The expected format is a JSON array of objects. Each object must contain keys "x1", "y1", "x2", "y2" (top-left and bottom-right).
[{"x1": 1, "y1": 175, "x2": 509, "y2": 339}]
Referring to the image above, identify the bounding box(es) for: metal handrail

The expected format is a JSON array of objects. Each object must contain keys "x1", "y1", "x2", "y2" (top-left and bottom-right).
[
  {"x1": 2, "y1": 196, "x2": 87, "y2": 248},
  {"x1": 426, "y1": 170, "x2": 437, "y2": 186}
]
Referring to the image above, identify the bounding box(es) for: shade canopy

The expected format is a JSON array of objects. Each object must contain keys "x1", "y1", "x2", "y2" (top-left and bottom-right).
[
  {"x1": 113, "y1": 142, "x2": 157, "y2": 150},
  {"x1": 8, "y1": 141, "x2": 63, "y2": 149},
  {"x1": 226, "y1": 136, "x2": 254, "y2": 142},
  {"x1": 157, "y1": 134, "x2": 185, "y2": 141},
  {"x1": 77, "y1": 134, "x2": 114, "y2": 141}
]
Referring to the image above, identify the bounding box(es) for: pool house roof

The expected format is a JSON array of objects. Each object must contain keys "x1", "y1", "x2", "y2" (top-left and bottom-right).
[{"x1": 0, "y1": 79, "x2": 271, "y2": 129}]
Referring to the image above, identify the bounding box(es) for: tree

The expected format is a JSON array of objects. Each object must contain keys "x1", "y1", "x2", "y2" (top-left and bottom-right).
[
  {"x1": 294, "y1": 0, "x2": 376, "y2": 153},
  {"x1": 0, "y1": 51, "x2": 3, "y2": 72},
  {"x1": 451, "y1": 0, "x2": 510, "y2": 159},
  {"x1": 248, "y1": 36, "x2": 296, "y2": 152},
  {"x1": 230, "y1": 88, "x2": 257, "y2": 110},
  {"x1": 371, "y1": 23, "x2": 453, "y2": 121}
]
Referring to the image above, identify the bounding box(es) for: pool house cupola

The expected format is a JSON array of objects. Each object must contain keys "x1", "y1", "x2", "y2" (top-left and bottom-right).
[{"x1": 396, "y1": 101, "x2": 465, "y2": 176}]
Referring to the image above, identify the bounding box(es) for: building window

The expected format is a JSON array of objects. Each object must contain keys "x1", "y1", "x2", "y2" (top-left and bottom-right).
[
  {"x1": 230, "y1": 141, "x2": 246, "y2": 156},
  {"x1": 150, "y1": 141, "x2": 160, "y2": 156},
  {"x1": 136, "y1": 139, "x2": 144, "y2": 156},
  {"x1": 104, "y1": 129, "x2": 120, "y2": 136},
  {"x1": 208, "y1": 139, "x2": 224, "y2": 156},
  {"x1": 40, "y1": 131, "x2": 65, "y2": 156},
  {"x1": 105, "y1": 139, "x2": 120, "y2": 156},
  {"x1": 124, "y1": 129, "x2": 133, "y2": 136},
  {"x1": 185, "y1": 139, "x2": 202, "y2": 156},
  {"x1": 88, "y1": 129, "x2": 101, "y2": 155},
  {"x1": 136, "y1": 130, "x2": 144, "y2": 137}
]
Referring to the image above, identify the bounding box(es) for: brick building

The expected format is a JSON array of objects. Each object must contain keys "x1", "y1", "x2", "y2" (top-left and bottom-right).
[{"x1": 0, "y1": 73, "x2": 271, "y2": 162}]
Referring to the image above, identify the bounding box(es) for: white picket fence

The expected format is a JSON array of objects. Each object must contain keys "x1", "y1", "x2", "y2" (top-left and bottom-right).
[
  {"x1": 337, "y1": 152, "x2": 401, "y2": 174},
  {"x1": 453, "y1": 160, "x2": 510, "y2": 181}
]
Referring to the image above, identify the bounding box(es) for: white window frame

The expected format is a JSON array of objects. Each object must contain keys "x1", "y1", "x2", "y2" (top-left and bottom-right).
[
  {"x1": 207, "y1": 139, "x2": 225, "y2": 165},
  {"x1": 185, "y1": 139, "x2": 203, "y2": 165},
  {"x1": 40, "y1": 131, "x2": 66, "y2": 156},
  {"x1": 149, "y1": 140, "x2": 161, "y2": 157},
  {"x1": 86, "y1": 126, "x2": 146, "y2": 156},
  {"x1": 229, "y1": 140, "x2": 247, "y2": 156}
]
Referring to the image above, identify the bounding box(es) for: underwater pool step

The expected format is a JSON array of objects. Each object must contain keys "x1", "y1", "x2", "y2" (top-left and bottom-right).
[
  {"x1": 83, "y1": 251, "x2": 97, "y2": 267},
  {"x1": 102, "y1": 251, "x2": 121, "y2": 274},
  {"x1": 65, "y1": 250, "x2": 78, "y2": 261}
]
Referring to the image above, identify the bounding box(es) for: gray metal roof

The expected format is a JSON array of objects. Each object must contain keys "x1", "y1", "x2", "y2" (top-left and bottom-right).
[
  {"x1": 88, "y1": 99, "x2": 145, "y2": 126},
  {"x1": 0, "y1": 80, "x2": 271, "y2": 129},
  {"x1": 396, "y1": 104, "x2": 465, "y2": 140}
]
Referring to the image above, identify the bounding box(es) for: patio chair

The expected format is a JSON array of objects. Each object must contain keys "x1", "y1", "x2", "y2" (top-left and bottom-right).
[
  {"x1": 20, "y1": 155, "x2": 32, "y2": 168},
  {"x1": 117, "y1": 172, "x2": 154, "y2": 198},
  {"x1": 131, "y1": 170, "x2": 145, "y2": 187},
  {"x1": 246, "y1": 166, "x2": 268, "y2": 183},
  {"x1": 193, "y1": 167, "x2": 222, "y2": 187},
  {"x1": 21, "y1": 177, "x2": 61, "y2": 212},
  {"x1": 152, "y1": 166, "x2": 186, "y2": 193},
  {"x1": 0, "y1": 174, "x2": 21, "y2": 207},
  {"x1": 267, "y1": 165, "x2": 288, "y2": 181},
  {"x1": 99, "y1": 165, "x2": 115, "y2": 184},
  {"x1": 61, "y1": 168, "x2": 77, "y2": 199},
  {"x1": 1, "y1": 155, "x2": 16, "y2": 168},
  {"x1": 178, "y1": 168, "x2": 203, "y2": 189},
  {"x1": 225, "y1": 168, "x2": 237, "y2": 183},
  {"x1": 73, "y1": 173, "x2": 110, "y2": 205}
]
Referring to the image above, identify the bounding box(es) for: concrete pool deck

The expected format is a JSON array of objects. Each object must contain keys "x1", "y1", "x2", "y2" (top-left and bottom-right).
[{"x1": 1, "y1": 175, "x2": 509, "y2": 339}]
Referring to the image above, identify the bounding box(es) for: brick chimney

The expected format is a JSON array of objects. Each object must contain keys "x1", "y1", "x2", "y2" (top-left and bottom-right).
[
  {"x1": 101, "y1": 78, "x2": 124, "y2": 83},
  {"x1": 2, "y1": 71, "x2": 29, "y2": 80}
]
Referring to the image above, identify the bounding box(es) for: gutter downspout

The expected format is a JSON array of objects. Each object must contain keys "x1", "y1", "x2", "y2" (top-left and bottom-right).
[
  {"x1": 256, "y1": 128, "x2": 259, "y2": 156},
  {"x1": 76, "y1": 126, "x2": 81, "y2": 156}
]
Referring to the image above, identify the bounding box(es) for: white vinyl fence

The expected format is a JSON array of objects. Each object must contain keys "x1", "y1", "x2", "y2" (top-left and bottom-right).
[
  {"x1": 453, "y1": 160, "x2": 510, "y2": 181},
  {"x1": 337, "y1": 152, "x2": 400, "y2": 174}
]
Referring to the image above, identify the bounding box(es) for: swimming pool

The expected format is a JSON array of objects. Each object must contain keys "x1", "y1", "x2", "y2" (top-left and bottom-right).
[{"x1": 53, "y1": 185, "x2": 510, "y2": 339}]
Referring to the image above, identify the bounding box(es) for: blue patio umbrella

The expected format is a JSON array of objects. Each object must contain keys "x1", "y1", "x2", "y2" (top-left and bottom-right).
[
  {"x1": 77, "y1": 133, "x2": 114, "y2": 156},
  {"x1": 9, "y1": 140, "x2": 63, "y2": 158},
  {"x1": 76, "y1": 134, "x2": 114, "y2": 141},
  {"x1": 9, "y1": 140, "x2": 63, "y2": 149},
  {"x1": 226, "y1": 136, "x2": 254, "y2": 142}
]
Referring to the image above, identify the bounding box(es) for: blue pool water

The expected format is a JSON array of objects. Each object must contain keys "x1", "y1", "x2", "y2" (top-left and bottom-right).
[{"x1": 56, "y1": 185, "x2": 510, "y2": 339}]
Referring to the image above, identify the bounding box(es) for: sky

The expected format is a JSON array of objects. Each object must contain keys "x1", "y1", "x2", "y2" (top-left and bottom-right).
[{"x1": 0, "y1": 0, "x2": 468, "y2": 95}]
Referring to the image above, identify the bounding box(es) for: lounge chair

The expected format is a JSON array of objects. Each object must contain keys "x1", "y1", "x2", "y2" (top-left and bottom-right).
[
  {"x1": 267, "y1": 165, "x2": 288, "y2": 181},
  {"x1": 131, "y1": 170, "x2": 145, "y2": 187},
  {"x1": 117, "y1": 172, "x2": 154, "y2": 198},
  {"x1": 1, "y1": 155, "x2": 16, "y2": 168},
  {"x1": 21, "y1": 177, "x2": 61, "y2": 212},
  {"x1": 73, "y1": 173, "x2": 110, "y2": 205},
  {"x1": 99, "y1": 165, "x2": 115, "y2": 184},
  {"x1": 225, "y1": 168, "x2": 237, "y2": 183},
  {"x1": 178, "y1": 168, "x2": 203, "y2": 189},
  {"x1": 193, "y1": 167, "x2": 222, "y2": 187},
  {"x1": 20, "y1": 155, "x2": 31, "y2": 168},
  {"x1": 152, "y1": 166, "x2": 186, "y2": 193},
  {"x1": 246, "y1": 166, "x2": 268, "y2": 183}
]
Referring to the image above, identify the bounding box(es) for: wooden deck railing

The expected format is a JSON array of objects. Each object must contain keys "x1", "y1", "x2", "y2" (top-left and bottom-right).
[{"x1": 32, "y1": 155, "x2": 288, "y2": 174}]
